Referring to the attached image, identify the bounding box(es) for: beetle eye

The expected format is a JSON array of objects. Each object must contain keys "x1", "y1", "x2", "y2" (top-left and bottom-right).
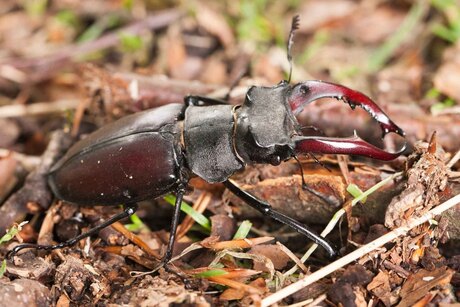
[
  {"x1": 299, "y1": 85, "x2": 309, "y2": 95},
  {"x1": 269, "y1": 155, "x2": 281, "y2": 166}
]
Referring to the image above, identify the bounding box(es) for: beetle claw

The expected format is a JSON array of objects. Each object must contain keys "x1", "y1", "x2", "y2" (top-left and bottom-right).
[
  {"x1": 294, "y1": 135, "x2": 406, "y2": 161},
  {"x1": 288, "y1": 80, "x2": 405, "y2": 139},
  {"x1": 287, "y1": 80, "x2": 406, "y2": 160}
]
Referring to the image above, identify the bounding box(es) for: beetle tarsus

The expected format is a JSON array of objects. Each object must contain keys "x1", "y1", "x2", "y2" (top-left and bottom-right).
[
  {"x1": 164, "y1": 264, "x2": 194, "y2": 288},
  {"x1": 151, "y1": 186, "x2": 195, "y2": 287},
  {"x1": 224, "y1": 179, "x2": 337, "y2": 258},
  {"x1": 7, "y1": 204, "x2": 138, "y2": 259}
]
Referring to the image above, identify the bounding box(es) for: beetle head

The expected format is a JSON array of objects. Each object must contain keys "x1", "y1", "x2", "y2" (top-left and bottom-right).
[{"x1": 233, "y1": 15, "x2": 406, "y2": 165}]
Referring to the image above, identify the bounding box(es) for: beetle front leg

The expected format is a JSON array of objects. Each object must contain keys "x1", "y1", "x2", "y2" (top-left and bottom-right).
[
  {"x1": 155, "y1": 186, "x2": 197, "y2": 288},
  {"x1": 161, "y1": 186, "x2": 185, "y2": 266},
  {"x1": 223, "y1": 180, "x2": 337, "y2": 258}
]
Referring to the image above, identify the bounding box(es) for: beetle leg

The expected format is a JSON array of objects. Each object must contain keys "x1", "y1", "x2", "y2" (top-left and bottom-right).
[
  {"x1": 223, "y1": 179, "x2": 337, "y2": 258},
  {"x1": 293, "y1": 134, "x2": 406, "y2": 161},
  {"x1": 184, "y1": 69, "x2": 247, "y2": 106},
  {"x1": 184, "y1": 95, "x2": 228, "y2": 106},
  {"x1": 154, "y1": 186, "x2": 196, "y2": 288},
  {"x1": 288, "y1": 80, "x2": 405, "y2": 138},
  {"x1": 160, "y1": 186, "x2": 185, "y2": 266},
  {"x1": 6, "y1": 204, "x2": 138, "y2": 259},
  {"x1": 293, "y1": 155, "x2": 341, "y2": 208}
]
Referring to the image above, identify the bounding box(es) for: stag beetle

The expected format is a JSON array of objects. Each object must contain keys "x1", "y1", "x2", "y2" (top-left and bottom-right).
[{"x1": 8, "y1": 16, "x2": 405, "y2": 265}]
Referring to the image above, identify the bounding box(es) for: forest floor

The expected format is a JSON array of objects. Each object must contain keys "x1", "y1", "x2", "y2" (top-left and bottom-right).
[{"x1": 0, "y1": 1, "x2": 459, "y2": 306}]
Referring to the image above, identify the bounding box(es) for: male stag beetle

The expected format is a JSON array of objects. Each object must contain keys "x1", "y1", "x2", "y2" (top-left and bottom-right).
[{"x1": 8, "y1": 16, "x2": 405, "y2": 265}]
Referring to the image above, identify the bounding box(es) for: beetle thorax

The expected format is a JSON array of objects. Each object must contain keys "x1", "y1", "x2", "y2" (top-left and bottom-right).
[{"x1": 183, "y1": 104, "x2": 244, "y2": 183}]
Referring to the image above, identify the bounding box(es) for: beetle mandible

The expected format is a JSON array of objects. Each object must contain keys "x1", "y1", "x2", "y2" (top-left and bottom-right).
[{"x1": 8, "y1": 16, "x2": 405, "y2": 266}]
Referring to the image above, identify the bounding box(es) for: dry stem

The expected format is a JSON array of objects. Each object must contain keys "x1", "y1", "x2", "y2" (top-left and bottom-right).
[{"x1": 262, "y1": 192, "x2": 460, "y2": 306}]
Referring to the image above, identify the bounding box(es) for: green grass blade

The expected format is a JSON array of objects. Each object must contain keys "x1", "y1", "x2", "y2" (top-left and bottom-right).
[
  {"x1": 233, "y1": 220, "x2": 252, "y2": 239},
  {"x1": 193, "y1": 268, "x2": 227, "y2": 278},
  {"x1": 164, "y1": 195, "x2": 211, "y2": 231},
  {"x1": 0, "y1": 260, "x2": 6, "y2": 278},
  {"x1": 124, "y1": 213, "x2": 149, "y2": 232},
  {"x1": 347, "y1": 184, "x2": 367, "y2": 203}
]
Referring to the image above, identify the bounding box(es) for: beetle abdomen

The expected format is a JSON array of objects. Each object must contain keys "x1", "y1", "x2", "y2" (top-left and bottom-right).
[
  {"x1": 48, "y1": 104, "x2": 185, "y2": 206},
  {"x1": 49, "y1": 132, "x2": 181, "y2": 205}
]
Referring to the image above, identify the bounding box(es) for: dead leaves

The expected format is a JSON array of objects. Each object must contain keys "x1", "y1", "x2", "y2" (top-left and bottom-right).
[
  {"x1": 385, "y1": 133, "x2": 449, "y2": 229},
  {"x1": 399, "y1": 267, "x2": 454, "y2": 307},
  {"x1": 367, "y1": 271, "x2": 397, "y2": 306},
  {"x1": 201, "y1": 236, "x2": 274, "y2": 251},
  {"x1": 366, "y1": 266, "x2": 455, "y2": 307},
  {"x1": 54, "y1": 256, "x2": 110, "y2": 302},
  {"x1": 115, "y1": 275, "x2": 209, "y2": 307},
  {"x1": 327, "y1": 264, "x2": 374, "y2": 306},
  {"x1": 1, "y1": 1, "x2": 460, "y2": 306}
]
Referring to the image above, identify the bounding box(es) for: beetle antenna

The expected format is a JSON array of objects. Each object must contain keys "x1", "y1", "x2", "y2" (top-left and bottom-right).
[
  {"x1": 309, "y1": 153, "x2": 332, "y2": 172},
  {"x1": 287, "y1": 15, "x2": 300, "y2": 83},
  {"x1": 224, "y1": 67, "x2": 247, "y2": 101}
]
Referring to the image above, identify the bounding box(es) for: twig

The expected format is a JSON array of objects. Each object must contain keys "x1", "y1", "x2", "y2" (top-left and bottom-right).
[
  {"x1": 0, "y1": 100, "x2": 80, "y2": 118},
  {"x1": 382, "y1": 260, "x2": 410, "y2": 278},
  {"x1": 35, "y1": 202, "x2": 66, "y2": 261},
  {"x1": 262, "y1": 193, "x2": 460, "y2": 306},
  {"x1": 276, "y1": 242, "x2": 308, "y2": 274},
  {"x1": 111, "y1": 221, "x2": 162, "y2": 259},
  {"x1": 0, "y1": 9, "x2": 183, "y2": 83},
  {"x1": 447, "y1": 149, "x2": 460, "y2": 169},
  {"x1": 0, "y1": 75, "x2": 240, "y2": 119},
  {"x1": 0, "y1": 131, "x2": 73, "y2": 234},
  {"x1": 306, "y1": 293, "x2": 327, "y2": 307},
  {"x1": 0, "y1": 149, "x2": 41, "y2": 170},
  {"x1": 286, "y1": 293, "x2": 327, "y2": 307}
]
